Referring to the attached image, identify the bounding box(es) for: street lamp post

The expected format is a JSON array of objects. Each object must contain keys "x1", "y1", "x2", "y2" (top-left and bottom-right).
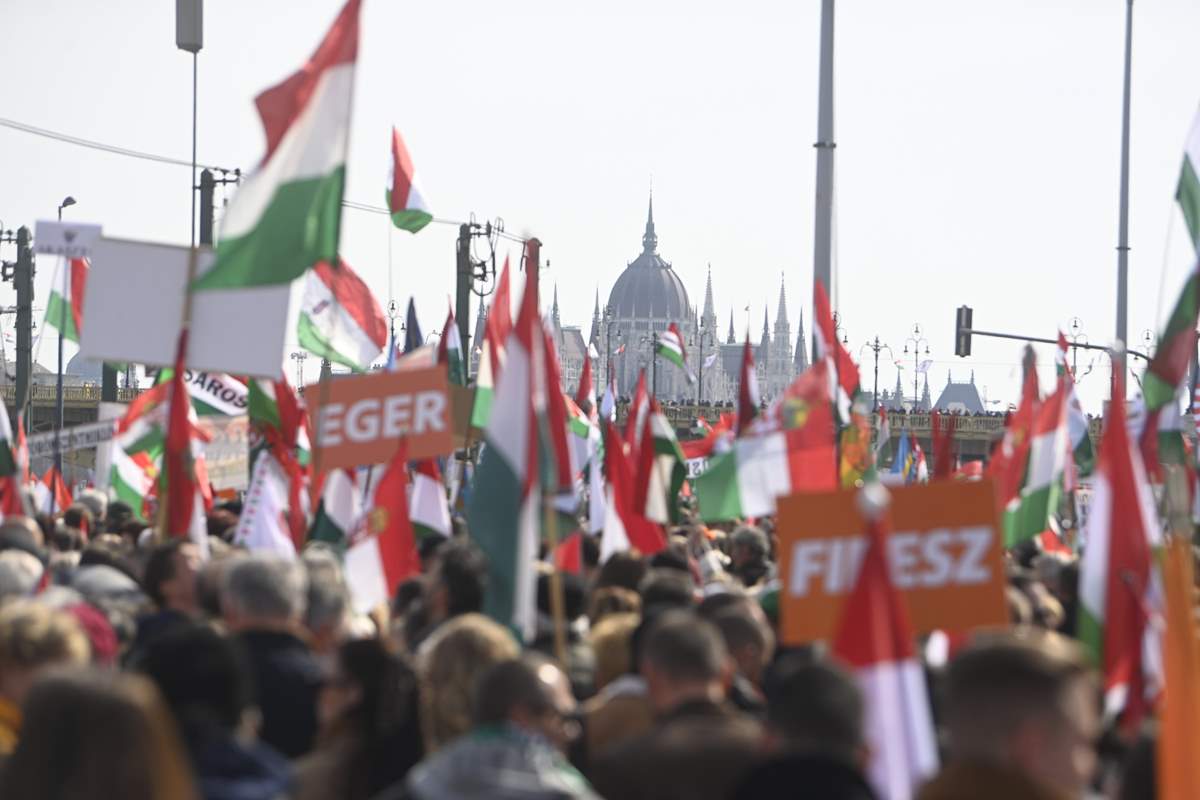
[
  {"x1": 602, "y1": 304, "x2": 621, "y2": 390},
  {"x1": 290, "y1": 351, "x2": 308, "y2": 389},
  {"x1": 903, "y1": 323, "x2": 931, "y2": 410},
  {"x1": 859, "y1": 336, "x2": 893, "y2": 411},
  {"x1": 53, "y1": 196, "x2": 77, "y2": 486},
  {"x1": 1065, "y1": 317, "x2": 1092, "y2": 382}
]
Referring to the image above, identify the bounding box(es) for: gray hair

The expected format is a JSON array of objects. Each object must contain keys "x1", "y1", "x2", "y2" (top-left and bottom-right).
[
  {"x1": 0, "y1": 550, "x2": 44, "y2": 603},
  {"x1": 76, "y1": 489, "x2": 108, "y2": 522},
  {"x1": 301, "y1": 545, "x2": 348, "y2": 633},
  {"x1": 221, "y1": 553, "x2": 307, "y2": 622},
  {"x1": 730, "y1": 525, "x2": 769, "y2": 558}
]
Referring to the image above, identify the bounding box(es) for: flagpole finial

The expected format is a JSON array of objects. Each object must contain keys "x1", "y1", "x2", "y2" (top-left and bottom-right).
[{"x1": 856, "y1": 481, "x2": 891, "y2": 521}]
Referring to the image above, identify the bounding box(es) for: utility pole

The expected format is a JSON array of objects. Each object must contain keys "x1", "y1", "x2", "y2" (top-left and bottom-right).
[
  {"x1": 811, "y1": 0, "x2": 836, "y2": 362},
  {"x1": 455, "y1": 224, "x2": 472, "y2": 357},
  {"x1": 1115, "y1": 0, "x2": 1134, "y2": 389},
  {"x1": 860, "y1": 336, "x2": 893, "y2": 411},
  {"x1": 0, "y1": 227, "x2": 34, "y2": 429}
]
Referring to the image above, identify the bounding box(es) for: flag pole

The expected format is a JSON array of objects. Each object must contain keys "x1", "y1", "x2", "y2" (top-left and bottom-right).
[{"x1": 1115, "y1": 0, "x2": 1134, "y2": 392}]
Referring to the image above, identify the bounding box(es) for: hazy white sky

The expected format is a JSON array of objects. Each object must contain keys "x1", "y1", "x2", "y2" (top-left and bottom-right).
[{"x1": 3, "y1": 0, "x2": 1200, "y2": 411}]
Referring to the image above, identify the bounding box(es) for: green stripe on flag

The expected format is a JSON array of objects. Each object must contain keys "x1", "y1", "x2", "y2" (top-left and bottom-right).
[
  {"x1": 193, "y1": 168, "x2": 345, "y2": 291},
  {"x1": 297, "y1": 311, "x2": 367, "y2": 372},
  {"x1": 470, "y1": 386, "x2": 494, "y2": 430},
  {"x1": 695, "y1": 449, "x2": 743, "y2": 522},
  {"x1": 1178, "y1": 156, "x2": 1200, "y2": 249},
  {"x1": 45, "y1": 292, "x2": 79, "y2": 343}
]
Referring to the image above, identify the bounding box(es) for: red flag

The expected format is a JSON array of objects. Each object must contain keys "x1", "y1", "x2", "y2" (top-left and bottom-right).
[
  {"x1": 833, "y1": 485, "x2": 938, "y2": 797},
  {"x1": 40, "y1": 466, "x2": 72, "y2": 515},
  {"x1": 574, "y1": 354, "x2": 594, "y2": 415},
  {"x1": 553, "y1": 531, "x2": 584, "y2": 574},
  {"x1": 367, "y1": 440, "x2": 420, "y2": 587},
  {"x1": 164, "y1": 331, "x2": 196, "y2": 538},
  {"x1": 989, "y1": 347, "x2": 1039, "y2": 514},
  {"x1": 813, "y1": 280, "x2": 860, "y2": 403},
  {"x1": 624, "y1": 371, "x2": 649, "y2": 454},
  {"x1": 736, "y1": 339, "x2": 760, "y2": 436},
  {"x1": 485, "y1": 256, "x2": 513, "y2": 378},
  {"x1": 600, "y1": 420, "x2": 665, "y2": 557}
]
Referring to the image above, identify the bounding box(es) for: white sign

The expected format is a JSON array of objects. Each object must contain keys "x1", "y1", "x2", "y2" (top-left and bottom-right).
[
  {"x1": 26, "y1": 419, "x2": 116, "y2": 458},
  {"x1": 686, "y1": 456, "x2": 709, "y2": 479},
  {"x1": 80, "y1": 237, "x2": 293, "y2": 378},
  {"x1": 34, "y1": 221, "x2": 102, "y2": 259}
]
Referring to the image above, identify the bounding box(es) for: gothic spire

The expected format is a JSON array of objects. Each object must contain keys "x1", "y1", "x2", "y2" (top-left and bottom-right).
[
  {"x1": 727, "y1": 309, "x2": 736, "y2": 344},
  {"x1": 793, "y1": 308, "x2": 808, "y2": 371},
  {"x1": 552, "y1": 284, "x2": 561, "y2": 328},
  {"x1": 759, "y1": 304, "x2": 771, "y2": 360},
  {"x1": 589, "y1": 286, "x2": 600, "y2": 344},
  {"x1": 641, "y1": 189, "x2": 657, "y2": 255},
  {"x1": 702, "y1": 264, "x2": 715, "y2": 323},
  {"x1": 921, "y1": 375, "x2": 931, "y2": 411},
  {"x1": 774, "y1": 274, "x2": 788, "y2": 329}
]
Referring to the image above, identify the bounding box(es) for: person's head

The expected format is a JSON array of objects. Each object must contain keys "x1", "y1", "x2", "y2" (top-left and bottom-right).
[
  {"x1": 638, "y1": 568, "x2": 695, "y2": 613},
  {"x1": 0, "y1": 669, "x2": 197, "y2": 800},
  {"x1": 765, "y1": 656, "x2": 865, "y2": 767},
  {"x1": 942, "y1": 630, "x2": 1100, "y2": 797},
  {"x1": 62, "y1": 504, "x2": 93, "y2": 535},
  {"x1": 75, "y1": 489, "x2": 107, "y2": 525},
  {"x1": 319, "y1": 637, "x2": 416, "y2": 742},
  {"x1": 220, "y1": 553, "x2": 307, "y2": 632},
  {"x1": 418, "y1": 612, "x2": 520, "y2": 751},
  {"x1": 710, "y1": 604, "x2": 775, "y2": 687},
  {"x1": 301, "y1": 545, "x2": 349, "y2": 653},
  {"x1": 142, "y1": 540, "x2": 202, "y2": 615},
  {"x1": 730, "y1": 525, "x2": 769, "y2": 570},
  {"x1": 0, "y1": 550, "x2": 43, "y2": 605},
  {"x1": 594, "y1": 551, "x2": 648, "y2": 593},
  {"x1": 104, "y1": 500, "x2": 134, "y2": 532},
  {"x1": 138, "y1": 622, "x2": 252, "y2": 735},
  {"x1": 589, "y1": 612, "x2": 639, "y2": 691},
  {"x1": 639, "y1": 610, "x2": 730, "y2": 714},
  {"x1": 0, "y1": 517, "x2": 45, "y2": 555},
  {"x1": 425, "y1": 539, "x2": 487, "y2": 625},
  {"x1": 473, "y1": 655, "x2": 577, "y2": 752},
  {"x1": 0, "y1": 600, "x2": 90, "y2": 705},
  {"x1": 587, "y1": 585, "x2": 641, "y2": 625},
  {"x1": 536, "y1": 570, "x2": 586, "y2": 622}
]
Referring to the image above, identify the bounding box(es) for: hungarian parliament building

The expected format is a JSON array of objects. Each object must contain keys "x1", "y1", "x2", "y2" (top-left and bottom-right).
[{"x1": 473, "y1": 197, "x2": 809, "y2": 405}]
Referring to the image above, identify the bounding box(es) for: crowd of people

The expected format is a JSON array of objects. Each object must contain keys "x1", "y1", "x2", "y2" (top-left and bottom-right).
[{"x1": 0, "y1": 490, "x2": 1159, "y2": 799}]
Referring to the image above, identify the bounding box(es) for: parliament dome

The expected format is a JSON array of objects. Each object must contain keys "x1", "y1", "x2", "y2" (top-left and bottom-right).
[{"x1": 606, "y1": 197, "x2": 690, "y2": 320}]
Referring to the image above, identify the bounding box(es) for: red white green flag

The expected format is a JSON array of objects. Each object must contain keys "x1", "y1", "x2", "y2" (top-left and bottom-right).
[
  {"x1": 387, "y1": 126, "x2": 432, "y2": 234},
  {"x1": 45, "y1": 258, "x2": 87, "y2": 344},
  {"x1": 470, "y1": 256, "x2": 512, "y2": 429},
  {"x1": 437, "y1": 308, "x2": 466, "y2": 385},
  {"x1": 298, "y1": 259, "x2": 388, "y2": 371},
  {"x1": 194, "y1": 0, "x2": 360, "y2": 291},
  {"x1": 410, "y1": 459, "x2": 451, "y2": 541},
  {"x1": 655, "y1": 322, "x2": 693, "y2": 381},
  {"x1": 345, "y1": 440, "x2": 420, "y2": 613}
]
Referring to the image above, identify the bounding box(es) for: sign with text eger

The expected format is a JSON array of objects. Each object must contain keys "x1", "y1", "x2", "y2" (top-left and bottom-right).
[
  {"x1": 776, "y1": 479, "x2": 1007, "y2": 645},
  {"x1": 306, "y1": 366, "x2": 453, "y2": 469}
]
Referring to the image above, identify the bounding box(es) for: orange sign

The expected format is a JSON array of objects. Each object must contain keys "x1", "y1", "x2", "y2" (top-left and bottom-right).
[
  {"x1": 306, "y1": 366, "x2": 454, "y2": 469},
  {"x1": 776, "y1": 479, "x2": 1007, "y2": 645}
]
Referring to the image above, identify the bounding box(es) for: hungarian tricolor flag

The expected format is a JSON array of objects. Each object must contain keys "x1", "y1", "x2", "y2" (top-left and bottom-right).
[
  {"x1": 1142, "y1": 263, "x2": 1200, "y2": 412},
  {"x1": 633, "y1": 398, "x2": 686, "y2": 525},
  {"x1": 735, "y1": 339, "x2": 760, "y2": 436},
  {"x1": 298, "y1": 259, "x2": 388, "y2": 371},
  {"x1": 307, "y1": 468, "x2": 360, "y2": 552},
  {"x1": 468, "y1": 240, "x2": 564, "y2": 641},
  {"x1": 45, "y1": 257, "x2": 87, "y2": 344},
  {"x1": 470, "y1": 256, "x2": 512, "y2": 429},
  {"x1": 437, "y1": 308, "x2": 466, "y2": 385},
  {"x1": 1079, "y1": 367, "x2": 1162, "y2": 726},
  {"x1": 600, "y1": 420, "x2": 665, "y2": 560},
  {"x1": 624, "y1": 371, "x2": 650, "y2": 455},
  {"x1": 233, "y1": 452, "x2": 297, "y2": 557},
  {"x1": 194, "y1": 0, "x2": 360, "y2": 291},
  {"x1": 345, "y1": 440, "x2": 419, "y2": 613},
  {"x1": 163, "y1": 332, "x2": 212, "y2": 558},
  {"x1": 410, "y1": 459, "x2": 451, "y2": 541},
  {"x1": 0, "y1": 405, "x2": 28, "y2": 520},
  {"x1": 34, "y1": 466, "x2": 72, "y2": 516},
  {"x1": 989, "y1": 346, "x2": 1039, "y2": 520},
  {"x1": 833, "y1": 484, "x2": 939, "y2": 799},
  {"x1": 387, "y1": 126, "x2": 432, "y2": 233},
  {"x1": 696, "y1": 359, "x2": 837, "y2": 520},
  {"x1": 1001, "y1": 378, "x2": 1069, "y2": 548},
  {"x1": 1056, "y1": 332, "x2": 1096, "y2": 479},
  {"x1": 655, "y1": 322, "x2": 693, "y2": 381},
  {"x1": 813, "y1": 280, "x2": 861, "y2": 423}
]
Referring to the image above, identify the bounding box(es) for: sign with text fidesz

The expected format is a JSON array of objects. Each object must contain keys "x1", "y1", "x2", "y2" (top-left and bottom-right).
[
  {"x1": 776, "y1": 479, "x2": 1007, "y2": 645},
  {"x1": 306, "y1": 367, "x2": 454, "y2": 469}
]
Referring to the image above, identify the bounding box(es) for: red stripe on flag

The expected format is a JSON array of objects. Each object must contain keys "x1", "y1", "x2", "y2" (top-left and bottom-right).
[{"x1": 311, "y1": 259, "x2": 388, "y2": 348}]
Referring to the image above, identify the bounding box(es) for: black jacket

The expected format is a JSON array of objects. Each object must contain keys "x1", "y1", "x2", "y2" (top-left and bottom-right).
[{"x1": 236, "y1": 629, "x2": 323, "y2": 759}]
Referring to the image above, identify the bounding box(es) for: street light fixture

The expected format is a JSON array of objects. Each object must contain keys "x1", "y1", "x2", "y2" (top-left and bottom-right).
[
  {"x1": 57, "y1": 197, "x2": 76, "y2": 221},
  {"x1": 903, "y1": 323, "x2": 931, "y2": 410},
  {"x1": 859, "y1": 336, "x2": 894, "y2": 411}
]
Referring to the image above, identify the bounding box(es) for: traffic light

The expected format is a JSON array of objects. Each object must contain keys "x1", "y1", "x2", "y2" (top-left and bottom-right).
[{"x1": 955, "y1": 306, "x2": 973, "y2": 357}]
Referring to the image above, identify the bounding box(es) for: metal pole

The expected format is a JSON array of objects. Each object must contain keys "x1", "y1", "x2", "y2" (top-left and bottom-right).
[
  {"x1": 697, "y1": 331, "x2": 704, "y2": 405},
  {"x1": 456, "y1": 224, "x2": 472, "y2": 358},
  {"x1": 1116, "y1": 0, "x2": 1133, "y2": 382},
  {"x1": 812, "y1": 0, "x2": 836, "y2": 361},
  {"x1": 873, "y1": 338, "x2": 880, "y2": 412},
  {"x1": 54, "y1": 210, "x2": 64, "y2": 485}
]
